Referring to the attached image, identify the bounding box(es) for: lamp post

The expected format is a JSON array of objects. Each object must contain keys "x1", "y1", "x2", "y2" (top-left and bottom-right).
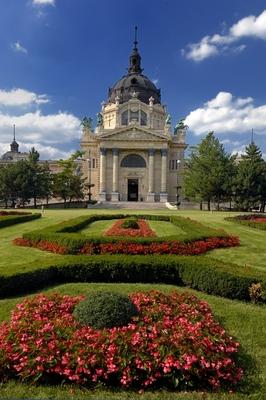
[
  {"x1": 80, "y1": 150, "x2": 94, "y2": 206},
  {"x1": 176, "y1": 159, "x2": 181, "y2": 208}
]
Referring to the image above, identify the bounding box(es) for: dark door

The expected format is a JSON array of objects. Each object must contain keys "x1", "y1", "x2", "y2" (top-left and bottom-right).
[{"x1": 127, "y1": 179, "x2": 138, "y2": 201}]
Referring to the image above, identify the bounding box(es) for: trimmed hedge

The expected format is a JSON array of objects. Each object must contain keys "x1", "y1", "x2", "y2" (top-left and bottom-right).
[
  {"x1": 225, "y1": 215, "x2": 266, "y2": 230},
  {"x1": 0, "y1": 212, "x2": 41, "y2": 228},
  {"x1": 22, "y1": 214, "x2": 234, "y2": 254},
  {"x1": 0, "y1": 254, "x2": 265, "y2": 302}
]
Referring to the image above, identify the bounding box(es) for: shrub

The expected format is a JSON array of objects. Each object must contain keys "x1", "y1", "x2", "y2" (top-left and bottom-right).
[
  {"x1": 0, "y1": 213, "x2": 41, "y2": 229},
  {"x1": 121, "y1": 217, "x2": 139, "y2": 229},
  {"x1": 0, "y1": 292, "x2": 243, "y2": 390},
  {"x1": 0, "y1": 254, "x2": 265, "y2": 302},
  {"x1": 249, "y1": 282, "x2": 264, "y2": 303},
  {"x1": 73, "y1": 291, "x2": 139, "y2": 329}
]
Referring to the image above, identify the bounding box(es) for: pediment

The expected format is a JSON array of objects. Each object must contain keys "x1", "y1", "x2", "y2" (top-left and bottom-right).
[{"x1": 98, "y1": 127, "x2": 168, "y2": 142}]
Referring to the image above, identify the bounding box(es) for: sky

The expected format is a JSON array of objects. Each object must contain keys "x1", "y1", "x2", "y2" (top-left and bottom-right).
[{"x1": 1, "y1": 0, "x2": 266, "y2": 159}]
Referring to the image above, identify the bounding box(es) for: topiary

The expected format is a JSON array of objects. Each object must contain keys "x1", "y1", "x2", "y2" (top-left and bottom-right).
[
  {"x1": 121, "y1": 217, "x2": 139, "y2": 229},
  {"x1": 73, "y1": 291, "x2": 139, "y2": 329}
]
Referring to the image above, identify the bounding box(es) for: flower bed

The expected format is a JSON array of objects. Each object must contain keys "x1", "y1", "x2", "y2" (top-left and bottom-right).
[
  {"x1": 104, "y1": 219, "x2": 156, "y2": 238},
  {"x1": 0, "y1": 291, "x2": 243, "y2": 391},
  {"x1": 225, "y1": 214, "x2": 266, "y2": 230},
  {"x1": 14, "y1": 235, "x2": 239, "y2": 256}
]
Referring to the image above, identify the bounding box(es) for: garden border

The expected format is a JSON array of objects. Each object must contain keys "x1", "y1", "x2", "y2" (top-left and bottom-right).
[
  {"x1": 0, "y1": 254, "x2": 265, "y2": 302},
  {"x1": 225, "y1": 215, "x2": 266, "y2": 231},
  {"x1": 0, "y1": 212, "x2": 41, "y2": 229}
]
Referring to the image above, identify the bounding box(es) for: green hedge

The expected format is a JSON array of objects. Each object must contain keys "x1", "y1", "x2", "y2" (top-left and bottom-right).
[
  {"x1": 0, "y1": 213, "x2": 41, "y2": 228},
  {"x1": 225, "y1": 215, "x2": 266, "y2": 230},
  {"x1": 22, "y1": 214, "x2": 231, "y2": 253},
  {"x1": 0, "y1": 254, "x2": 265, "y2": 302}
]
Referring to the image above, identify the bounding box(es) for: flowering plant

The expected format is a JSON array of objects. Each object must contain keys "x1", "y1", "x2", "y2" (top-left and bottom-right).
[
  {"x1": 105, "y1": 219, "x2": 156, "y2": 238},
  {"x1": 0, "y1": 291, "x2": 243, "y2": 391}
]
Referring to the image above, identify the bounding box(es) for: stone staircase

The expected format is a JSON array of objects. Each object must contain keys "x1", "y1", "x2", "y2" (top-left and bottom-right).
[{"x1": 89, "y1": 201, "x2": 168, "y2": 210}]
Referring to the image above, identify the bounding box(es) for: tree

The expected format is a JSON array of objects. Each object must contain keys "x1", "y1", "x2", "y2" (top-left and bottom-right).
[
  {"x1": 27, "y1": 148, "x2": 52, "y2": 208},
  {"x1": 234, "y1": 142, "x2": 266, "y2": 211},
  {"x1": 184, "y1": 132, "x2": 236, "y2": 210},
  {"x1": 52, "y1": 151, "x2": 84, "y2": 207}
]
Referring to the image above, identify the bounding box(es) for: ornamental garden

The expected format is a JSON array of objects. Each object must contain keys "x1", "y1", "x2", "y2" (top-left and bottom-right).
[{"x1": 0, "y1": 209, "x2": 265, "y2": 400}]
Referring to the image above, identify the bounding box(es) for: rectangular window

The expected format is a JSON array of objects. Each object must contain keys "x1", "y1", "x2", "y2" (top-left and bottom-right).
[
  {"x1": 171, "y1": 160, "x2": 175, "y2": 170},
  {"x1": 92, "y1": 158, "x2": 96, "y2": 169}
]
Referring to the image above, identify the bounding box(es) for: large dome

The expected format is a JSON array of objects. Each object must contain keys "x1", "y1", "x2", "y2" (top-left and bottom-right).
[{"x1": 108, "y1": 40, "x2": 161, "y2": 105}]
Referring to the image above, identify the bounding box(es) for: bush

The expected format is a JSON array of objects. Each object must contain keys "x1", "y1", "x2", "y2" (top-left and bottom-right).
[
  {"x1": 73, "y1": 291, "x2": 139, "y2": 329},
  {"x1": 0, "y1": 254, "x2": 265, "y2": 302},
  {"x1": 0, "y1": 213, "x2": 41, "y2": 229},
  {"x1": 121, "y1": 217, "x2": 139, "y2": 229}
]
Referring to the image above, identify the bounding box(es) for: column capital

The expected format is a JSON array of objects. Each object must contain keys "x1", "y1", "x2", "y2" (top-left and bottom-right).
[
  {"x1": 100, "y1": 147, "x2": 106, "y2": 156},
  {"x1": 161, "y1": 149, "x2": 168, "y2": 157},
  {"x1": 112, "y1": 148, "x2": 119, "y2": 156},
  {"x1": 148, "y1": 149, "x2": 155, "y2": 156}
]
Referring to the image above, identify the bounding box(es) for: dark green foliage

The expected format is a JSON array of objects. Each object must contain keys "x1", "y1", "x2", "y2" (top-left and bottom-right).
[
  {"x1": 73, "y1": 291, "x2": 139, "y2": 329},
  {"x1": 121, "y1": 217, "x2": 139, "y2": 229},
  {"x1": 234, "y1": 143, "x2": 266, "y2": 211},
  {"x1": 184, "y1": 132, "x2": 236, "y2": 210},
  {"x1": 23, "y1": 214, "x2": 230, "y2": 253},
  {"x1": 0, "y1": 213, "x2": 41, "y2": 229},
  {"x1": 0, "y1": 254, "x2": 265, "y2": 302}
]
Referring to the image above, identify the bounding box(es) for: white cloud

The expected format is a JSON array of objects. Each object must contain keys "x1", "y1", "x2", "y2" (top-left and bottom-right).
[
  {"x1": 0, "y1": 110, "x2": 81, "y2": 145},
  {"x1": 11, "y1": 41, "x2": 28, "y2": 54},
  {"x1": 185, "y1": 91, "x2": 266, "y2": 135},
  {"x1": 0, "y1": 88, "x2": 49, "y2": 107},
  {"x1": 32, "y1": 0, "x2": 55, "y2": 5},
  {"x1": 182, "y1": 9, "x2": 266, "y2": 61},
  {"x1": 0, "y1": 87, "x2": 81, "y2": 159}
]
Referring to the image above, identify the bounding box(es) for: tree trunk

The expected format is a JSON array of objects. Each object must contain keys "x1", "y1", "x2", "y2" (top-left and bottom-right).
[
  {"x1": 34, "y1": 197, "x2": 37, "y2": 208},
  {"x1": 207, "y1": 200, "x2": 211, "y2": 211},
  {"x1": 200, "y1": 202, "x2": 203, "y2": 211}
]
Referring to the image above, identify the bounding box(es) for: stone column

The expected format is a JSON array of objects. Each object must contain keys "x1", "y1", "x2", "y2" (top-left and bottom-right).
[
  {"x1": 99, "y1": 148, "x2": 107, "y2": 201},
  {"x1": 147, "y1": 149, "x2": 155, "y2": 202},
  {"x1": 111, "y1": 148, "x2": 119, "y2": 201},
  {"x1": 160, "y1": 149, "x2": 168, "y2": 202}
]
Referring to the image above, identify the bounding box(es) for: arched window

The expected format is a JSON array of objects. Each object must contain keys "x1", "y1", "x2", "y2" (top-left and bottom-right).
[
  {"x1": 140, "y1": 110, "x2": 147, "y2": 125},
  {"x1": 120, "y1": 154, "x2": 146, "y2": 168}
]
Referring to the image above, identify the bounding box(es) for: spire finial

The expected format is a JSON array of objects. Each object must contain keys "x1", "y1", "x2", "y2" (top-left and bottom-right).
[
  {"x1": 251, "y1": 128, "x2": 254, "y2": 144},
  {"x1": 13, "y1": 124, "x2": 16, "y2": 141},
  {"x1": 134, "y1": 26, "x2": 138, "y2": 49}
]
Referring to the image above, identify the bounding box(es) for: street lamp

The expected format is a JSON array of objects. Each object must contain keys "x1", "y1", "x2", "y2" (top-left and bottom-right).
[
  {"x1": 175, "y1": 159, "x2": 181, "y2": 208},
  {"x1": 80, "y1": 150, "x2": 94, "y2": 205}
]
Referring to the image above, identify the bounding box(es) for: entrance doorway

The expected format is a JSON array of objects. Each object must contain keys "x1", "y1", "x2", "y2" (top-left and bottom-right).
[{"x1": 127, "y1": 179, "x2": 138, "y2": 201}]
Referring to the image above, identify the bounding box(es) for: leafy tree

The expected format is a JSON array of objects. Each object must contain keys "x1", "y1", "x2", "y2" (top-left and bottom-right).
[
  {"x1": 52, "y1": 151, "x2": 84, "y2": 207},
  {"x1": 234, "y1": 142, "x2": 266, "y2": 211},
  {"x1": 27, "y1": 148, "x2": 52, "y2": 208},
  {"x1": 184, "y1": 132, "x2": 236, "y2": 210}
]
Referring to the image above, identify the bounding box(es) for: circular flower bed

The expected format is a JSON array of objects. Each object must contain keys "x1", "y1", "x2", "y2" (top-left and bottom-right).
[{"x1": 0, "y1": 291, "x2": 243, "y2": 391}]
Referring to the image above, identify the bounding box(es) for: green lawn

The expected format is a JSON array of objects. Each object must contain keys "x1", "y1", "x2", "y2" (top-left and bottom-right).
[{"x1": 0, "y1": 208, "x2": 266, "y2": 399}]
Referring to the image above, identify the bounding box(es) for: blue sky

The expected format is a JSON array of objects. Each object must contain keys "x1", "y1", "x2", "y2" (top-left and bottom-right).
[{"x1": 1, "y1": 0, "x2": 266, "y2": 159}]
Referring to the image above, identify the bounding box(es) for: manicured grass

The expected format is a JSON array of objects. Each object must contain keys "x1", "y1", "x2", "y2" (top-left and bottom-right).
[
  {"x1": 148, "y1": 220, "x2": 186, "y2": 237},
  {"x1": 79, "y1": 219, "x2": 117, "y2": 236},
  {"x1": 1, "y1": 208, "x2": 266, "y2": 273},
  {"x1": 0, "y1": 282, "x2": 265, "y2": 400}
]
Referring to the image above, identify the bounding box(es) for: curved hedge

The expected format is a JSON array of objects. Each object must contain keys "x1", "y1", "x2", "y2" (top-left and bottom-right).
[
  {"x1": 0, "y1": 212, "x2": 41, "y2": 228},
  {"x1": 0, "y1": 254, "x2": 265, "y2": 302}
]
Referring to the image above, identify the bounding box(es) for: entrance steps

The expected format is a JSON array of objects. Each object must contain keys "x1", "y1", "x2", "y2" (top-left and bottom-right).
[{"x1": 89, "y1": 201, "x2": 168, "y2": 210}]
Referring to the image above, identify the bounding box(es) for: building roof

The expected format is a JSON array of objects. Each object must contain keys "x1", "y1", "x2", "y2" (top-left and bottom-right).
[{"x1": 108, "y1": 31, "x2": 161, "y2": 105}]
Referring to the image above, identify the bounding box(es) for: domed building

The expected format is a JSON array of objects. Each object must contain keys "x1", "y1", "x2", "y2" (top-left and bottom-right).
[{"x1": 81, "y1": 34, "x2": 187, "y2": 203}]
